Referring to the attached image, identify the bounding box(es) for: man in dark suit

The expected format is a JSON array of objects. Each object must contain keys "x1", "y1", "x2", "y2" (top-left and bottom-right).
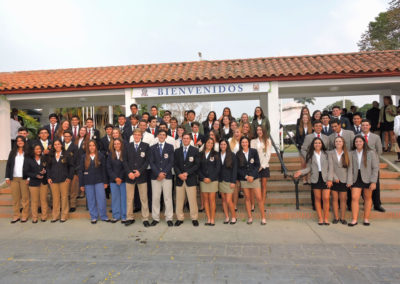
[
  {"x1": 62, "y1": 130, "x2": 79, "y2": 212},
  {"x1": 167, "y1": 117, "x2": 179, "y2": 140},
  {"x1": 123, "y1": 129, "x2": 151, "y2": 227},
  {"x1": 123, "y1": 115, "x2": 139, "y2": 143},
  {"x1": 332, "y1": 106, "x2": 351, "y2": 130},
  {"x1": 174, "y1": 133, "x2": 200, "y2": 227},
  {"x1": 190, "y1": 122, "x2": 205, "y2": 148},
  {"x1": 35, "y1": 127, "x2": 52, "y2": 155},
  {"x1": 125, "y1": 103, "x2": 141, "y2": 125},
  {"x1": 366, "y1": 101, "x2": 380, "y2": 133},
  {"x1": 71, "y1": 115, "x2": 81, "y2": 141},
  {"x1": 116, "y1": 114, "x2": 126, "y2": 135},
  {"x1": 150, "y1": 105, "x2": 163, "y2": 124},
  {"x1": 146, "y1": 116, "x2": 159, "y2": 137},
  {"x1": 184, "y1": 110, "x2": 204, "y2": 134},
  {"x1": 85, "y1": 117, "x2": 101, "y2": 147},
  {"x1": 350, "y1": 112, "x2": 363, "y2": 135},
  {"x1": 100, "y1": 124, "x2": 113, "y2": 156},
  {"x1": 44, "y1": 113, "x2": 59, "y2": 142},
  {"x1": 321, "y1": 113, "x2": 333, "y2": 136},
  {"x1": 149, "y1": 130, "x2": 175, "y2": 227}
]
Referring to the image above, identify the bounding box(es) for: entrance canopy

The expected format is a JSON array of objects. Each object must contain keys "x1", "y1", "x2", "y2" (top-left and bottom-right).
[{"x1": 1, "y1": 50, "x2": 400, "y2": 159}]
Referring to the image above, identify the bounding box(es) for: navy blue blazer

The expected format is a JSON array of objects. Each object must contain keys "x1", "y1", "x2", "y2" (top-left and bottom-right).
[
  {"x1": 100, "y1": 136, "x2": 111, "y2": 156},
  {"x1": 23, "y1": 156, "x2": 48, "y2": 186},
  {"x1": 106, "y1": 153, "x2": 126, "y2": 183},
  {"x1": 219, "y1": 152, "x2": 238, "y2": 184},
  {"x1": 236, "y1": 148, "x2": 260, "y2": 180},
  {"x1": 198, "y1": 151, "x2": 221, "y2": 182},
  {"x1": 5, "y1": 151, "x2": 29, "y2": 180},
  {"x1": 123, "y1": 142, "x2": 150, "y2": 184},
  {"x1": 47, "y1": 151, "x2": 74, "y2": 183},
  {"x1": 44, "y1": 123, "x2": 60, "y2": 141},
  {"x1": 174, "y1": 145, "x2": 200, "y2": 187},
  {"x1": 63, "y1": 142, "x2": 79, "y2": 174},
  {"x1": 149, "y1": 142, "x2": 175, "y2": 180},
  {"x1": 78, "y1": 153, "x2": 107, "y2": 187}
]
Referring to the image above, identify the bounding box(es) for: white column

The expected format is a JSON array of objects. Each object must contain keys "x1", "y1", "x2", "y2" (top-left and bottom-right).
[
  {"x1": 124, "y1": 88, "x2": 134, "y2": 116},
  {"x1": 108, "y1": 105, "x2": 113, "y2": 124},
  {"x1": 265, "y1": 81, "x2": 280, "y2": 148},
  {"x1": 0, "y1": 95, "x2": 11, "y2": 160},
  {"x1": 379, "y1": 90, "x2": 391, "y2": 106}
]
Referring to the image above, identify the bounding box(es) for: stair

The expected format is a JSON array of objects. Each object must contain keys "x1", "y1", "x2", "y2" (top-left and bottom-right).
[{"x1": 1, "y1": 154, "x2": 399, "y2": 221}]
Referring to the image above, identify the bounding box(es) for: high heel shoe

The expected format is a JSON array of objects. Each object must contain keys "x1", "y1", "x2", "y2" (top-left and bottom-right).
[
  {"x1": 230, "y1": 219, "x2": 237, "y2": 225},
  {"x1": 223, "y1": 219, "x2": 230, "y2": 224},
  {"x1": 247, "y1": 219, "x2": 253, "y2": 225},
  {"x1": 261, "y1": 219, "x2": 266, "y2": 226}
]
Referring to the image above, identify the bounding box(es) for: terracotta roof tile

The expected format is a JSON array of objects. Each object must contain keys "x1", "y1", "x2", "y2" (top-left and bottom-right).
[{"x1": 1, "y1": 50, "x2": 400, "y2": 93}]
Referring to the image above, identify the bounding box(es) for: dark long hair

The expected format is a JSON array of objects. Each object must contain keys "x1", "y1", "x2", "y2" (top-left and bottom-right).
[
  {"x1": 353, "y1": 135, "x2": 370, "y2": 167},
  {"x1": 253, "y1": 106, "x2": 265, "y2": 120},
  {"x1": 221, "y1": 107, "x2": 233, "y2": 121},
  {"x1": 85, "y1": 140, "x2": 101, "y2": 170},
  {"x1": 206, "y1": 111, "x2": 217, "y2": 123},
  {"x1": 305, "y1": 137, "x2": 327, "y2": 163},
  {"x1": 237, "y1": 136, "x2": 251, "y2": 167},
  {"x1": 30, "y1": 144, "x2": 43, "y2": 159},
  {"x1": 110, "y1": 138, "x2": 124, "y2": 161},
  {"x1": 220, "y1": 139, "x2": 233, "y2": 168},
  {"x1": 201, "y1": 138, "x2": 218, "y2": 160},
  {"x1": 10, "y1": 135, "x2": 29, "y2": 158}
]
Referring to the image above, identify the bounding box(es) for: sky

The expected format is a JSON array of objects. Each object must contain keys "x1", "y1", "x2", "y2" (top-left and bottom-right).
[{"x1": 0, "y1": 0, "x2": 389, "y2": 116}]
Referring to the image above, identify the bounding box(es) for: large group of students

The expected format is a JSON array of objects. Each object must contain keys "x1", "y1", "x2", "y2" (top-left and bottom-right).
[{"x1": 6, "y1": 98, "x2": 400, "y2": 227}]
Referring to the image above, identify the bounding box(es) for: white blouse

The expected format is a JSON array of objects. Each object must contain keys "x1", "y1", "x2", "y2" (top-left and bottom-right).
[{"x1": 314, "y1": 151, "x2": 322, "y2": 172}]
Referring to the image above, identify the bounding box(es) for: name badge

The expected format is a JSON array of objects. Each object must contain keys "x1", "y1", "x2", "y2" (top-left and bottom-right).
[
  {"x1": 250, "y1": 158, "x2": 254, "y2": 164},
  {"x1": 140, "y1": 152, "x2": 145, "y2": 158},
  {"x1": 164, "y1": 153, "x2": 169, "y2": 159},
  {"x1": 84, "y1": 172, "x2": 89, "y2": 175},
  {"x1": 189, "y1": 156, "x2": 194, "y2": 162},
  {"x1": 210, "y1": 157, "x2": 214, "y2": 162}
]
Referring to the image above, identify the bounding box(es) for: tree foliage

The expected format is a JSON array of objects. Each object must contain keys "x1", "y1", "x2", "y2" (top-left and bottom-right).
[
  {"x1": 294, "y1": 97, "x2": 316, "y2": 105},
  {"x1": 358, "y1": 0, "x2": 400, "y2": 51},
  {"x1": 324, "y1": 99, "x2": 355, "y2": 111}
]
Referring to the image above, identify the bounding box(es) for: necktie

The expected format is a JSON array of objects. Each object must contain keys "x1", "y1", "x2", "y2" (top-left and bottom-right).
[
  {"x1": 183, "y1": 147, "x2": 187, "y2": 160},
  {"x1": 159, "y1": 143, "x2": 163, "y2": 156},
  {"x1": 51, "y1": 125, "x2": 55, "y2": 141},
  {"x1": 172, "y1": 130, "x2": 175, "y2": 138},
  {"x1": 364, "y1": 135, "x2": 368, "y2": 144},
  {"x1": 194, "y1": 133, "x2": 197, "y2": 144},
  {"x1": 73, "y1": 126, "x2": 77, "y2": 138},
  {"x1": 324, "y1": 126, "x2": 327, "y2": 133},
  {"x1": 317, "y1": 134, "x2": 320, "y2": 138},
  {"x1": 337, "y1": 133, "x2": 341, "y2": 137},
  {"x1": 43, "y1": 141, "x2": 47, "y2": 150},
  {"x1": 135, "y1": 144, "x2": 138, "y2": 151},
  {"x1": 152, "y1": 129, "x2": 155, "y2": 135},
  {"x1": 65, "y1": 143, "x2": 69, "y2": 151},
  {"x1": 88, "y1": 129, "x2": 91, "y2": 138}
]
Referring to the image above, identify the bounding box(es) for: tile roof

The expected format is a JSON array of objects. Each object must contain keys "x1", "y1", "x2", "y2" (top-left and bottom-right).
[{"x1": 1, "y1": 50, "x2": 400, "y2": 93}]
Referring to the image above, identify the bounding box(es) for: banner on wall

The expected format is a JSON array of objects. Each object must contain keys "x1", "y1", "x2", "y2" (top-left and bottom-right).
[{"x1": 131, "y1": 82, "x2": 270, "y2": 99}]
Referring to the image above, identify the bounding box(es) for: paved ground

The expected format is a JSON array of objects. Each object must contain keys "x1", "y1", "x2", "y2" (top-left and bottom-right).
[{"x1": 1, "y1": 219, "x2": 400, "y2": 283}]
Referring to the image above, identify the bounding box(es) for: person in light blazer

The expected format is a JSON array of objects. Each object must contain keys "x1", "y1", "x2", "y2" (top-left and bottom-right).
[
  {"x1": 328, "y1": 118, "x2": 355, "y2": 151},
  {"x1": 24, "y1": 144, "x2": 49, "y2": 223},
  {"x1": 199, "y1": 138, "x2": 221, "y2": 226},
  {"x1": 237, "y1": 136, "x2": 266, "y2": 225},
  {"x1": 47, "y1": 139, "x2": 74, "y2": 223},
  {"x1": 219, "y1": 139, "x2": 238, "y2": 224},
  {"x1": 348, "y1": 136, "x2": 379, "y2": 227},
  {"x1": 174, "y1": 133, "x2": 200, "y2": 227},
  {"x1": 79, "y1": 140, "x2": 109, "y2": 224},
  {"x1": 294, "y1": 137, "x2": 333, "y2": 225},
  {"x1": 123, "y1": 129, "x2": 151, "y2": 227},
  {"x1": 149, "y1": 130, "x2": 175, "y2": 227},
  {"x1": 5, "y1": 135, "x2": 30, "y2": 223},
  {"x1": 328, "y1": 136, "x2": 352, "y2": 225},
  {"x1": 107, "y1": 138, "x2": 127, "y2": 223},
  {"x1": 250, "y1": 125, "x2": 271, "y2": 214}
]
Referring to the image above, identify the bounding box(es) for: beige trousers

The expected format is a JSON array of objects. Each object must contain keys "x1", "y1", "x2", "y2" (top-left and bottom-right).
[
  {"x1": 29, "y1": 184, "x2": 49, "y2": 220},
  {"x1": 176, "y1": 182, "x2": 198, "y2": 221},
  {"x1": 126, "y1": 183, "x2": 149, "y2": 221},
  {"x1": 50, "y1": 181, "x2": 69, "y2": 220},
  {"x1": 151, "y1": 179, "x2": 173, "y2": 221},
  {"x1": 69, "y1": 175, "x2": 80, "y2": 208},
  {"x1": 10, "y1": 178, "x2": 30, "y2": 220}
]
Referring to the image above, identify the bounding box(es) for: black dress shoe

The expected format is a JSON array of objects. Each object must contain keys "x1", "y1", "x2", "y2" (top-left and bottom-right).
[
  {"x1": 32, "y1": 220, "x2": 38, "y2": 224},
  {"x1": 223, "y1": 220, "x2": 229, "y2": 224},
  {"x1": 348, "y1": 222, "x2": 358, "y2": 227},
  {"x1": 124, "y1": 219, "x2": 135, "y2": 226},
  {"x1": 192, "y1": 220, "x2": 199, "y2": 226},
  {"x1": 150, "y1": 220, "x2": 159, "y2": 226},
  {"x1": 102, "y1": 219, "x2": 111, "y2": 222},
  {"x1": 69, "y1": 207, "x2": 76, "y2": 213},
  {"x1": 21, "y1": 219, "x2": 28, "y2": 223},
  {"x1": 51, "y1": 219, "x2": 59, "y2": 223},
  {"x1": 111, "y1": 219, "x2": 118, "y2": 223},
  {"x1": 174, "y1": 220, "x2": 183, "y2": 226},
  {"x1": 205, "y1": 222, "x2": 210, "y2": 226},
  {"x1": 374, "y1": 206, "x2": 386, "y2": 213},
  {"x1": 41, "y1": 219, "x2": 47, "y2": 222},
  {"x1": 363, "y1": 222, "x2": 370, "y2": 226},
  {"x1": 332, "y1": 219, "x2": 339, "y2": 224},
  {"x1": 143, "y1": 221, "x2": 151, "y2": 227},
  {"x1": 10, "y1": 218, "x2": 20, "y2": 224},
  {"x1": 318, "y1": 222, "x2": 324, "y2": 226},
  {"x1": 230, "y1": 219, "x2": 237, "y2": 225},
  {"x1": 121, "y1": 220, "x2": 126, "y2": 224},
  {"x1": 199, "y1": 208, "x2": 204, "y2": 213},
  {"x1": 323, "y1": 222, "x2": 330, "y2": 226},
  {"x1": 340, "y1": 219, "x2": 347, "y2": 225},
  {"x1": 60, "y1": 219, "x2": 67, "y2": 223},
  {"x1": 91, "y1": 220, "x2": 97, "y2": 224},
  {"x1": 167, "y1": 221, "x2": 173, "y2": 227},
  {"x1": 209, "y1": 223, "x2": 215, "y2": 226}
]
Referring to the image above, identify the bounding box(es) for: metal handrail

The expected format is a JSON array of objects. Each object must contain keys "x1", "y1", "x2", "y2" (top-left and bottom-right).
[{"x1": 269, "y1": 129, "x2": 301, "y2": 210}]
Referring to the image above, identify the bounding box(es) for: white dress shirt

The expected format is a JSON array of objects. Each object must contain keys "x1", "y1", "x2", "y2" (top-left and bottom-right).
[
  {"x1": 356, "y1": 150, "x2": 363, "y2": 169},
  {"x1": 243, "y1": 150, "x2": 249, "y2": 161},
  {"x1": 13, "y1": 152, "x2": 24, "y2": 178},
  {"x1": 335, "y1": 150, "x2": 343, "y2": 163},
  {"x1": 221, "y1": 152, "x2": 226, "y2": 165},
  {"x1": 314, "y1": 151, "x2": 322, "y2": 171}
]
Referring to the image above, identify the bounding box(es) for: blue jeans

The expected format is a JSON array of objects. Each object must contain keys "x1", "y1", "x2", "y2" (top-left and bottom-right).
[
  {"x1": 110, "y1": 182, "x2": 127, "y2": 220},
  {"x1": 85, "y1": 183, "x2": 108, "y2": 221}
]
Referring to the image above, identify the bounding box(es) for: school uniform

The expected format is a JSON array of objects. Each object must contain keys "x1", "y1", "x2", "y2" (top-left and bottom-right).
[
  {"x1": 237, "y1": 148, "x2": 261, "y2": 189},
  {"x1": 123, "y1": 141, "x2": 150, "y2": 222},
  {"x1": 174, "y1": 145, "x2": 200, "y2": 221},
  {"x1": 202, "y1": 120, "x2": 215, "y2": 137},
  {"x1": 100, "y1": 135, "x2": 112, "y2": 156},
  {"x1": 63, "y1": 141, "x2": 80, "y2": 209},
  {"x1": 299, "y1": 151, "x2": 331, "y2": 190},
  {"x1": 300, "y1": 133, "x2": 329, "y2": 159},
  {"x1": 107, "y1": 151, "x2": 127, "y2": 221},
  {"x1": 251, "y1": 117, "x2": 271, "y2": 137},
  {"x1": 295, "y1": 125, "x2": 311, "y2": 150},
  {"x1": 351, "y1": 124, "x2": 362, "y2": 135},
  {"x1": 24, "y1": 156, "x2": 49, "y2": 220},
  {"x1": 250, "y1": 138, "x2": 272, "y2": 178},
  {"x1": 328, "y1": 129, "x2": 355, "y2": 151},
  {"x1": 122, "y1": 124, "x2": 137, "y2": 142},
  {"x1": 47, "y1": 151, "x2": 74, "y2": 220},
  {"x1": 79, "y1": 153, "x2": 108, "y2": 221},
  {"x1": 86, "y1": 127, "x2": 101, "y2": 147},
  {"x1": 328, "y1": 150, "x2": 352, "y2": 192},
  {"x1": 198, "y1": 151, "x2": 221, "y2": 193},
  {"x1": 146, "y1": 127, "x2": 159, "y2": 137},
  {"x1": 219, "y1": 127, "x2": 233, "y2": 140},
  {"x1": 35, "y1": 139, "x2": 52, "y2": 153},
  {"x1": 334, "y1": 115, "x2": 351, "y2": 130},
  {"x1": 167, "y1": 128, "x2": 179, "y2": 140},
  {"x1": 44, "y1": 123, "x2": 59, "y2": 142},
  {"x1": 5, "y1": 150, "x2": 30, "y2": 221},
  {"x1": 71, "y1": 125, "x2": 80, "y2": 140},
  {"x1": 351, "y1": 150, "x2": 379, "y2": 188},
  {"x1": 191, "y1": 132, "x2": 206, "y2": 147},
  {"x1": 321, "y1": 125, "x2": 333, "y2": 136},
  {"x1": 149, "y1": 142, "x2": 175, "y2": 222},
  {"x1": 218, "y1": 152, "x2": 238, "y2": 194}
]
